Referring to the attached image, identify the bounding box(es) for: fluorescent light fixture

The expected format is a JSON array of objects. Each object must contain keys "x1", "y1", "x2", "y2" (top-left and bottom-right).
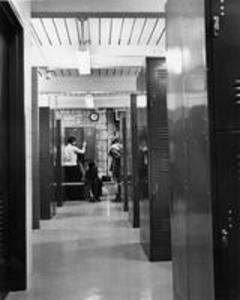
[
  {"x1": 85, "y1": 94, "x2": 94, "y2": 108},
  {"x1": 76, "y1": 48, "x2": 91, "y2": 75},
  {"x1": 39, "y1": 94, "x2": 49, "y2": 107},
  {"x1": 137, "y1": 95, "x2": 147, "y2": 108}
]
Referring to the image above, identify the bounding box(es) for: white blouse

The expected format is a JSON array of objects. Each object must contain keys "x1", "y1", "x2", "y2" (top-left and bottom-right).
[{"x1": 63, "y1": 143, "x2": 85, "y2": 166}]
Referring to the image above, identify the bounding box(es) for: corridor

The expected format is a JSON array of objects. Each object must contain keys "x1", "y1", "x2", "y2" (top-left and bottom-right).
[{"x1": 8, "y1": 199, "x2": 173, "y2": 300}]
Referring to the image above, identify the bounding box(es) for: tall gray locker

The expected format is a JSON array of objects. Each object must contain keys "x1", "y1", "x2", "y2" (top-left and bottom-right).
[
  {"x1": 167, "y1": 0, "x2": 240, "y2": 298},
  {"x1": 137, "y1": 57, "x2": 171, "y2": 261}
]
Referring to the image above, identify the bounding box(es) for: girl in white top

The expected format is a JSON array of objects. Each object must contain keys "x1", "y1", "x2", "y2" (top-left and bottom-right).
[{"x1": 64, "y1": 136, "x2": 87, "y2": 166}]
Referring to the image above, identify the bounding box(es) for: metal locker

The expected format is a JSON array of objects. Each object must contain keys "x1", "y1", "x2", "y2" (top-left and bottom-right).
[
  {"x1": 0, "y1": 2, "x2": 26, "y2": 294},
  {"x1": 55, "y1": 120, "x2": 64, "y2": 207},
  {"x1": 208, "y1": 0, "x2": 240, "y2": 297},
  {"x1": 119, "y1": 112, "x2": 128, "y2": 211},
  {"x1": 211, "y1": 0, "x2": 240, "y2": 130},
  {"x1": 0, "y1": 15, "x2": 10, "y2": 298},
  {"x1": 137, "y1": 103, "x2": 150, "y2": 255},
  {"x1": 32, "y1": 68, "x2": 40, "y2": 230},
  {"x1": 125, "y1": 110, "x2": 133, "y2": 216},
  {"x1": 167, "y1": 0, "x2": 240, "y2": 298},
  {"x1": 214, "y1": 132, "x2": 240, "y2": 298},
  {"x1": 137, "y1": 57, "x2": 171, "y2": 261},
  {"x1": 129, "y1": 94, "x2": 139, "y2": 228},
  {"x1": 40, "y1": 107, "x2": 55, "y2": 219}
]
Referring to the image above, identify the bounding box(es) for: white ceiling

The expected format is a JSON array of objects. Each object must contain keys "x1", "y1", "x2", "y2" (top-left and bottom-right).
[
  {"x1": 31, "y1": 17, "x2": 165, "y2": 47},
  {"x1": 31, "y1": 16, "x2": 166, "y2": 73},
  {"x1": 32, "y1": 1, "x2": 166, "y2": 103}
]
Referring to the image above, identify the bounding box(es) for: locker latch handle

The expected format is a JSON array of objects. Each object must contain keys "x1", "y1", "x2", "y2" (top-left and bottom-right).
[
  {"x1": 213, "y1": 15, "x2": 220, "y2": 37},
  {"x1": 221, "y1": 228, "x2": 229, "y2": 247}
]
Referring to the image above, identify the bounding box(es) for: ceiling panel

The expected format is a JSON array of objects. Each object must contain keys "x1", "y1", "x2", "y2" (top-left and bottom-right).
[
  {"x1": 31, "y1": 17, "x2": 165, "y2": 47},
  {"x1": 38, "y1": 67, "x2": 142, "y2": 79},
  {"x1": 110, "y1": 18, "x2": 121, "y2": 45},
  {"x1": 130, "y1": 18, "x2": 142, "y2": 45},
  {"x1": 100, "y1": 18, "x2": 111, "y2": 46},
  {"x1": 120, "y1": 18, "x2": 133, "y2": 45},
  {"x1": 66, "y1": 18, "x2": 78, "y2": 45},
  {"x1": 139, "y1": 18, "x2": 156, "y2": 45},
  {"x1": 88, "y1": 18, "x2": 98, "y2": 46},
  {"x1": 31, "y1": 16, "x2": 165, "y2": 71}
]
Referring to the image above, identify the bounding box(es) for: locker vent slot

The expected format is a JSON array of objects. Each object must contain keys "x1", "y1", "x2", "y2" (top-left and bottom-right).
[
  {"x1": 237, "y1": 153, "x2": 240, "y2": 180},
  {"x1": 234, "y1": 79, "x2": 240, "y2": 104},
  {"x1": 156, "y1": 68, "x2": 167, "y2": 79}
]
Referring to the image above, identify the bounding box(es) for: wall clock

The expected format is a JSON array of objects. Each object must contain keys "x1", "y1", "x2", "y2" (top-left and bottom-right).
[{"x1": 89, "y1": 112, "x2": 99, "y2": 122}]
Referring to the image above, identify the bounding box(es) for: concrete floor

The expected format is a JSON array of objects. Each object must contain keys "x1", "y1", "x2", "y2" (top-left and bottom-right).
[{"x1": 8, "y1": 199, "x2": 173, "y2": 300}]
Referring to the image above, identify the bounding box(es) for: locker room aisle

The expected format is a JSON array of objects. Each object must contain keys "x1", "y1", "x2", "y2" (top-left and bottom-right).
[{"x1": 8, "y1": 199, "x2": 172, "y2": 300}]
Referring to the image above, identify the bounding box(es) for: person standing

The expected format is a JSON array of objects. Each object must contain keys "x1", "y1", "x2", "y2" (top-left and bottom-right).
[
  {"x1": 109, "y1": 138, "x2": 122, "y2": 202},
  {"x1": 85, "y1": 160, "x2": 102, "y2": 202},
  {"x1": 63, "y1": 136, "x2": 87, "y2": 182}
]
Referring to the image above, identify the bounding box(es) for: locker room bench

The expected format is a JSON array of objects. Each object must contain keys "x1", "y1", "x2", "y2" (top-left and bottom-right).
[{"x1": 62, "y1": 181, "x2": 86, "y2": 201}]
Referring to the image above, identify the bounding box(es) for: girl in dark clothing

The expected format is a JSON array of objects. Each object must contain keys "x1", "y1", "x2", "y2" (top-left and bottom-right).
[
  {"x1": 109, "y1": 138, "x2": 122, "y2": 202},
  {"x1": 85, "y1": 161, "x2": 102, "y2": 202}
]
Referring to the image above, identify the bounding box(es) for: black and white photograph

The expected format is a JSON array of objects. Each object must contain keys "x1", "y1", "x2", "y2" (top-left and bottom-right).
[{"x1": 0, "y1": 0, "x2": 239, "y2": 299}]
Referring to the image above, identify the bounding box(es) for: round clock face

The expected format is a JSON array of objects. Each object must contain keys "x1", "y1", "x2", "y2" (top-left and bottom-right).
[{"x1": 89, "y1": 112, "x2": 99, "y2": 122}]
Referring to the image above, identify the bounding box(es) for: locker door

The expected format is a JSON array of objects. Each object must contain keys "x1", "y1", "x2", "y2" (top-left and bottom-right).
[
  {"x1": 214, "y1": 132, "x2": 240, "y2": 297},
  {"x1": 49, "y1": 110, "x2": 56, "y2": 216},
  {"x1": 32, "y1": 68, "x2": 40, "y2": 229},
  {"x1": 120, "y1": 113, "x2": 128, "y2": 211},
  {"x1": 211, "y1": 0, "x2": 240, "y2": 130},
  {"x1": 210, "y1": 0, "x2": 240, "y2": 298},
  {"x1": 56, "y1": 120, "x2": 64, "y2": 207},
  {"x1": 0, "y1": 20, "x2": 10, "y2": 299},
  {"x1": 40, "y1": 108, "x2": 54, "y2": 219},
  {"x1": 0, "y1": 3, "x2": 26, "y2": 294},
  {"x1": 129, "y1": 95, "x2": 139, "y2": 228},
  {"x1": 147, "y1": 58, "x2": 171, "y2": 260},
  {"x1": 137, "y1": 102, "x2": 150, "y2": 256}
]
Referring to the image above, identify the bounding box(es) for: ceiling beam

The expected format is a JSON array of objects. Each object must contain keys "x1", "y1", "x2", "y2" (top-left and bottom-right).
[
  {"x1": 31, "y1": 45, "x2": 166, "y2": 68},
  {"x1": 32, "y1": 12, "x2": 166, "y2": 19},
  {"x1": 32, "y1": 0, "x2": 166, "y2": 18},
  {"x1": 39, "y1": 94, "x2": 131, "y2": 109},
  {"x1": 39, "y1": 76, "x2": 137, "y2": 93}
]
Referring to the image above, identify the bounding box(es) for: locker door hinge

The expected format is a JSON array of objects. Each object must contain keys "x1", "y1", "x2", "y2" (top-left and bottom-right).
[{"x1": 213, "y1": 15, "x2": 220, "y2": 37}]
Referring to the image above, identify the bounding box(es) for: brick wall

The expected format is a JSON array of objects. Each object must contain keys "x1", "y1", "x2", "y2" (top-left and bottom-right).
[{"x1": 56, "y1": 108, "x2": 117, "y2": 176}]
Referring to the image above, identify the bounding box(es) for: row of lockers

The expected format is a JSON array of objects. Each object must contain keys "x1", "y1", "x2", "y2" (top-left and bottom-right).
[{"x1": 120, "y1": 57, "x2": 171, "y2": 261}]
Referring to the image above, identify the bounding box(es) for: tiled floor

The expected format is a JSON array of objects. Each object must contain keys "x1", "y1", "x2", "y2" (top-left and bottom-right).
[{"x1": 8, "y1": 198, "x2": 173, "y2": 300}]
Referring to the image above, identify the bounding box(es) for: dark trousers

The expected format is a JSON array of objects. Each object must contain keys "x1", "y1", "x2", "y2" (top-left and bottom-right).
[
  {"x1": 85, "y1": 177, "x2": 102, "y2": 201},
  {"x1": 64, "y1": 166, "x2": 82, "y2": 200},
  {"x1": 64, "y1": 166, "x2": 81, "y2": 182}
]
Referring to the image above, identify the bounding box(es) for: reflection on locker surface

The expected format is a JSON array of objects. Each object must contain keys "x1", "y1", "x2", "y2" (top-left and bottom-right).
[
  {"x1": 167, "y1": 0, "x2": 240, "y2": 299},
  {"x1": 137, "y1": 57, "x2": 171, "y2": 261}
]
